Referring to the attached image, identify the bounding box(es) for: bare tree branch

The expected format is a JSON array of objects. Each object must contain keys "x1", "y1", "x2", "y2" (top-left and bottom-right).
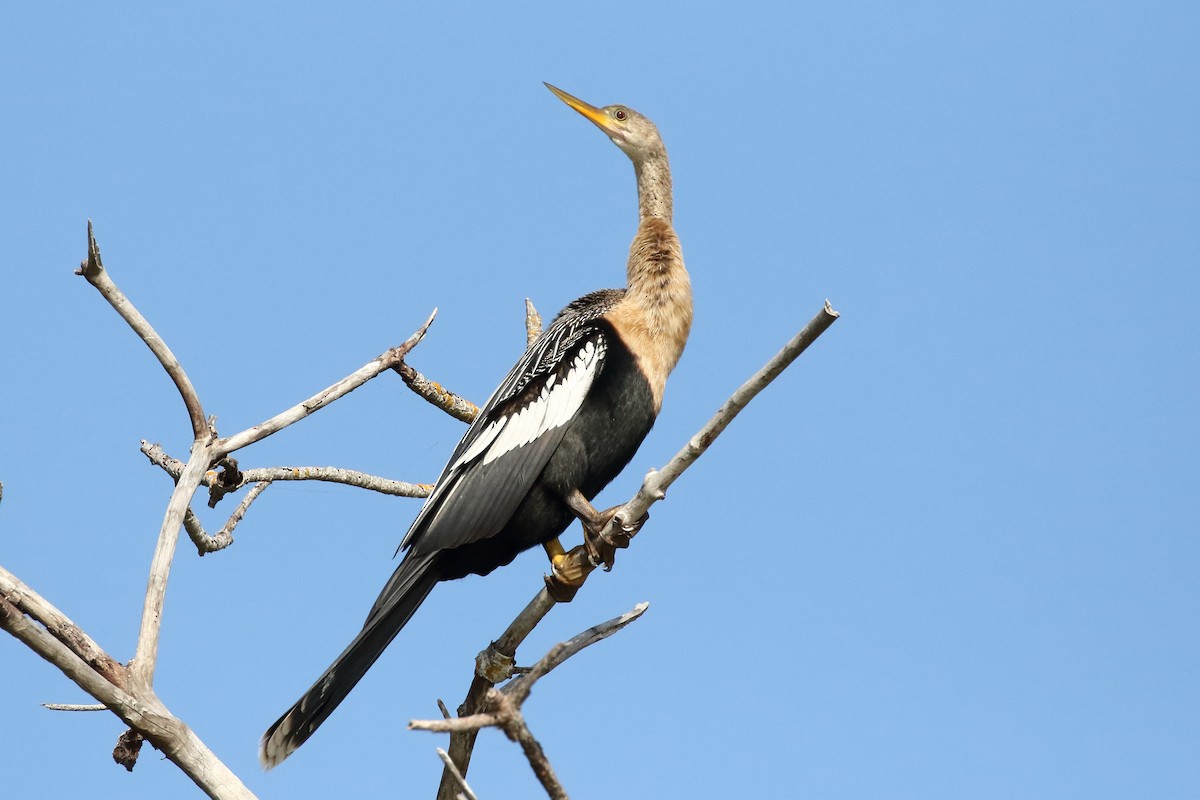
[
  {"x1": 435, "y1": 585, "x2": 557, "y2": 799},
  {"x1": 394, "y1": 362, "x2": 480, "y2": 423},
  {"x1": 0, "y1": 564, "x2": 127, "y2": 687},
  {"x1": 436, "y1": 748, "x2": 479, "y2": 800},
  {"x1": 141, "y1": 442, "x2": 433, "y2": 503},
  {"x1": 0, "y1": 573, "x2": 255, "y2": 799},
  {"x1": 395, "y1": 298, "x2": 542, "y2": 424},
  {"x1": 599, "y1": 300, "x2": 841, "y2": 541},
  {"x1": 505, "y1": 601, "x2": 647, "y2": 705},
  {"x1": 503, "y1": 705, "x2": 566, "y2": 800},
  {"x1": 183, "y1": 480, "x2": 273, "y2": 555},
  {"x1": 217, "y1": 309, "x2": 438, "y2": 456},
  {"x1": 525, "y1": 298, "x2": 542, "y2": 346},
  {"x1": 131, "y1": 439, "x2": 216, "y2": 690},
  {"x1": 42, "y1": 703, "x2": 107, "y2": 711},
  {"x1": 228, "y1": 467, "x2": 430, "y2": 498},
  {"x1": 423, "y1": 602, "x2": 647, "y2": 799},
  {"x1": 75, "y1": 220, "x2": 208, "y2": 440},
  {"x1": 415, "y1": 603, "x2": 646, "y2": 733}
]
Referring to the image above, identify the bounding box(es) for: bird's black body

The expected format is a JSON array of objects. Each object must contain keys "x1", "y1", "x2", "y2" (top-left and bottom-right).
[
  {"x1": 430, "y1": 291, "x2": 656, "y2": 580},
  {"x1": 261, "y1": 85, "x2": 691, "y2": 769}
]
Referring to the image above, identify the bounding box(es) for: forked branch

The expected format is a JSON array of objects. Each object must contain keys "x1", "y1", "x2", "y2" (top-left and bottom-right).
[{"x1": 414, "y1": 604, "x2": 648, "y2": 800}]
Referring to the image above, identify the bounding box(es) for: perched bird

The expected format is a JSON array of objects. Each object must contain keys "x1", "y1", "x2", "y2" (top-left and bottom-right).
[{"x1": 260, "y1": 83, "x2": 692, "y2": 768}]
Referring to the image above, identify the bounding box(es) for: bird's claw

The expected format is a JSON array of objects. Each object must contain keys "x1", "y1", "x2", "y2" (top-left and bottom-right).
[
  {"x1": 583, "y1": 510, "x2": 649, "y2": 571},
  {"x1": 544, "y1": 544, "x2": 594, "y2": 602}
]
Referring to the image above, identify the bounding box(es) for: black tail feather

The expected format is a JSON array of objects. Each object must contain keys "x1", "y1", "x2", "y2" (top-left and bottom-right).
[{"x1": 259, "y1": 553, "x2": 440, "y2": 768}]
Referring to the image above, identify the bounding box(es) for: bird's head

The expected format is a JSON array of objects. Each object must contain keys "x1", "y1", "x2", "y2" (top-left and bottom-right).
[{"x1": 544, "y1": 82, "x2": 665, "y2": 165}]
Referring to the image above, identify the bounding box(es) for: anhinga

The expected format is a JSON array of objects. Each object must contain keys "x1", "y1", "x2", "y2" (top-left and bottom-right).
[{"x1": 260, "y1": 83, "x2": 692, "y2": 768}]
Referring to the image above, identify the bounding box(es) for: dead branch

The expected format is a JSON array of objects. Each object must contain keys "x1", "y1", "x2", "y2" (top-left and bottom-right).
[
  {"x1": 525, "y1": 298, "x2": 543, "y2": 346},
  {"x1": 76, "y1": 221, "x2": 208, "y2": 440},
  {"x1": 132, "y1": 439, "x2": 215, "y2": 689},
  {"x1": 418, "y1": 604, "x2": 647, "y2": 800},
  {"x1": 218, "y1": 466, "x2": 430, "y2": 499},
  {"x1": 216, "y1": 309, "x2": 437, "y2": 456},
  {"x1": 0, "y1": 564, "x2": 126, "y2": 687},
  {"x1": 183, "y1": 480, "x2": 272, "y2": 555},
  {"x1": 436, "y1": 748, "x2": 479, "y2": 800},
  {"x1": 394, "y1": 362, "x2": 481, "y2": 422},
  {"x1": 140, "y1": 442, "x2": 433, "y2": 505},
  {"x1": 0, "y1": 571, "x2": 255, "y2": 799},
  {"x1": 394, "y1": 298, "x2": 543, "y2": 424},
  {"x1": 599, "y1": 299, "x2": 841, "y2": 541}
]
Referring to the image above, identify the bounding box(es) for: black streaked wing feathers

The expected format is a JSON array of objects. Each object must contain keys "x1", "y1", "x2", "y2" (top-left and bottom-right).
[{"x1": 400, "y1": 290, "x2": 623, "y2": 554}]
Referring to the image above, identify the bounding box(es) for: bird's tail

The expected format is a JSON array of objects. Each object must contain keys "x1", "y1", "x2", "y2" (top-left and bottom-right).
[{"x1": 259, "y1": 552, "x2": 440, "y2": 769}]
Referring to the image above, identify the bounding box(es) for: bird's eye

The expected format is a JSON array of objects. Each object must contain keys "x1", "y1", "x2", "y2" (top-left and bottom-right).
[{"x1": 614, "y1": 108, "x2": 627, "y2": 121}]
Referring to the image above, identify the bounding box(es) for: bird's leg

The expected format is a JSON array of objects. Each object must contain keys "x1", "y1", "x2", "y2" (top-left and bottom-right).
[
  {"x1": 542, "y1": 538, "x2": 594, "y2": 602},
  {"x1": 563, "y1": 488, "x2": 649, "y2": 571}
]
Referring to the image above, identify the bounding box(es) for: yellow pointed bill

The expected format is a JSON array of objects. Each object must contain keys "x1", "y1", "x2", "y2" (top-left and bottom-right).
[{"x1": 544, "y1": 82, "x2": 616, "y2": 134}]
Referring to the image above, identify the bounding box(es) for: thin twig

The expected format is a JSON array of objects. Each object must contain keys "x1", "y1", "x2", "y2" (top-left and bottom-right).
[
  {"x1": 140, "y1": 442, "x2": 432, "y2": 503},
  {"x1": 218, "y1": 466, "x2": 428, "y2": 501},
  {"x1": 436, "y1": 748, "x2": 479, "y2": 800},
  {"x1": 412, "y1": 707, "x2": 504, "y2": 735},
  {"x1": 183, "y1": 480, "x2": 273, "y2": 555},
  {"x1": 217, "y1": 309, "x2": 438, "y2": 455},
  {"x1": 394, "y1": 362, "x2": 480, "y2": 423},
  {"x1": 504, "y1": 602, "x2": 647, "y2": 705},
  {"x1": 525, "y1": 298, "x2": 542, "y2": 346},
  {"x1": 397, "y1": 298, "x2": 542, "y2": 425},
  {"x1": 600, "y1": 300, "x2": 840, "y2": 541},
  {"x1": 75, "y1": 221, "x2": 208, "y2": 440}
]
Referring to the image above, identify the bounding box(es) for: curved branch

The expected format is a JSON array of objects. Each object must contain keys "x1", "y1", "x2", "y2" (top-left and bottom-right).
[
  {"x1": 75, "y1": 221, "x2": 208, "y2": 440},
  {"x1": 183, "y1": 480, "x2": 272, "y2": 555}
]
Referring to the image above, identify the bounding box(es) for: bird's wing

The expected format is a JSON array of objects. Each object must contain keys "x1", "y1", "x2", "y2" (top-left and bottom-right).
[{"x1": 401, "y1": 291, "x2": 622, "y2": 554}]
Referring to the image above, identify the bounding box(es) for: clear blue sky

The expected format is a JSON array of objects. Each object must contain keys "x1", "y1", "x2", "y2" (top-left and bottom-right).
[{"x1": 2, "y1": 2, "x2": 1197, "y2": 798}]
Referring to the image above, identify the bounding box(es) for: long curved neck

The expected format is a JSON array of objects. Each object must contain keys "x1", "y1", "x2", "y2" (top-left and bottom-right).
[
  {"x1": 612, "y1": 147, "x2": 692, "y2": 410},
  {"x1": 633, "y1": 148, "x2": 673, "y2": 222}
]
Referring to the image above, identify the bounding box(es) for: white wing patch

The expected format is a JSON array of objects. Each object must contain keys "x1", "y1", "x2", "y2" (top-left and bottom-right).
[
  {"x1": 451, "y1": 416, "x2": 507, "y2": 471},
  {"x1": 483, "y1": 336, "x2": 604, "y2": 464},
  {"x1": 450, "y1": 336, "x2": 605, "y2": 468}
]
